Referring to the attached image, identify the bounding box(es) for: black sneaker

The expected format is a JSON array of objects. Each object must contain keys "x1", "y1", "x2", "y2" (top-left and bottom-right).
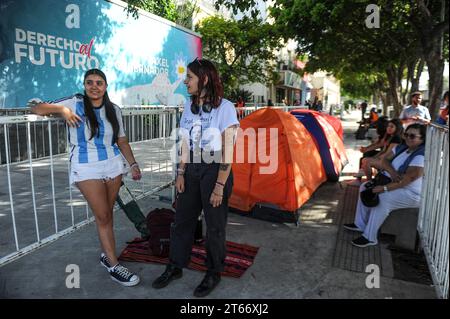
[
  {"x1": 109, "y1": 264, "x2": 140, "y2": 287},
  {"x1": 351, "y1": 236, "x2": 377, "y2": 248},
  {"x1": 100, "y1": 253, "x2": 112, "y2": 269},
  {"x1": 343, "y1": 223, "x2": 362, "y2": 232}
]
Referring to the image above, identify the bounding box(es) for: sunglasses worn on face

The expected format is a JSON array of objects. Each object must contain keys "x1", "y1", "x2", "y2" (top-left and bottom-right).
[{"x1": 404, "y1": 133, "x2": 421, "y2": 140}]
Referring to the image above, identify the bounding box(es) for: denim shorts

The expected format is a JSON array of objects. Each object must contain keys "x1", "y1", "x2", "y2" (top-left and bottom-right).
[{"x1": 70, "y1": 155, "x2": 128, "y2": 185}]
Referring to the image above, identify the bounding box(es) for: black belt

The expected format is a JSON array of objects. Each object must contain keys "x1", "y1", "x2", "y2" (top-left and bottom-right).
[{"x1": 189, "y1": 150, "x2": 222, "y2": 163}]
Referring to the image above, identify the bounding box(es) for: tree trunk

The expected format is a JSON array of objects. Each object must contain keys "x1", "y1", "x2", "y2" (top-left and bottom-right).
[
  {"x1": 425, "y1": 55, "x2": 445, "y2": 119},
  {"x1": 380, "y1": 92, "x2": 388, "y2": 116},
  {"x1": 386, "y1": 67, "x2": 402, "y2": 117},
  {"x1": 413, "y1": 0, "x2": 448, "y2": 119},
  {"x1": 409, "y1": 59, "x2": 425, "y2": 103}
]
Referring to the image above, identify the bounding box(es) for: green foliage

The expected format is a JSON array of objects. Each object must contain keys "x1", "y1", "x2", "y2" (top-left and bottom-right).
[
  {"x1": 124, "y1": 0, "x2": 179, "y2": 23},
  {"x1": 229, "y1": 89, "x2": 253, "y2": 102},
  {"x1": 175, "y1": 1, "x2": 200, "y2": 30},
  {"x1": 214, "y1": 0, "x2": 261, "y2": 18},
  {"x1": 195, "y1": 15, "x2": 281, "y2": 96}
]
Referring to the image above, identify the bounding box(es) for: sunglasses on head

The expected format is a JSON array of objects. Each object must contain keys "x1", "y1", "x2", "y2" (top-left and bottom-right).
[
  {"x1": 404, "y1": 133, "x2": 421, "y2": 140},
  {"x1": 191, "y1": 102, "x2": 212, "y2": 114},
  {"x1": 193, "y1": 57, "x2": 202, "y2": 66}
]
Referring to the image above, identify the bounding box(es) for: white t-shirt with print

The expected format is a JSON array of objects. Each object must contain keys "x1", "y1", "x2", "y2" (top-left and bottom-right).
[
  {"x1": 179, "y1": 98, "x2": 239, "y2": 152},
  {"x1": 384, "y1": 145, "x2": 425, "y2": 195},
  {"x1": 50, "y1": 94, "x2": 126, "y2": 164}
]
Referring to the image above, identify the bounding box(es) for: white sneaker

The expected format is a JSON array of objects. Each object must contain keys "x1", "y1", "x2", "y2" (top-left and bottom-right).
[{"x1": 108, "y1": 264, "x2": 140, "y2": 287}]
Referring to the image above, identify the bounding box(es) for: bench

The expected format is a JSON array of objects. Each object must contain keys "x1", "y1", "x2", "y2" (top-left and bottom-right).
[{"x1": 380, "y1": 208, "x2": 420, "y2": 251}]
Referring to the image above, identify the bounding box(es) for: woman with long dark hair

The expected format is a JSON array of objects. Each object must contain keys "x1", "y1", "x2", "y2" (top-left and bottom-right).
[
  {"x1": 152, "y1": 58, "x2": 239, "y2": 297},
  {"x1": 362, "y1": 118, "x2": 404, "y2": 180},
  {"x1": 30, "y1": 69, "x2": 141, "y2": 286}
]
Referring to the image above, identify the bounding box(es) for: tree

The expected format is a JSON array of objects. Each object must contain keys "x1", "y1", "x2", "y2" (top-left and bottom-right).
[
  {"x1": 175, "y1": 1, "x2": 200, "y2": 30},
  {"x1": 268, "y1": 0, "x2": 424, "y2": 116},
  {"x1": 408, "y1": 0, "x2": 449, "y2": 117},
  {"x1": 195, "y1": 15, "x2": 281, "y2": 96},
  {"x1": 124, "y1": 0, "x2": 201, "y2": 31},
  {"x1": 124, "y1": 0, "x2": 179, "y2": 23},
  {"x1": 229, "y1": 88, "x2": 253, "y2": 103},
  {"x1": 217, "y1": 0, "x2": 449, "y2": 118}
]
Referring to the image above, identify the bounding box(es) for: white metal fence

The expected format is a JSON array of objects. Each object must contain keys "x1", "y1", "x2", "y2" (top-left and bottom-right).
[
  {"x1": 0, "y1": 107, "x2": 179, "y2": 266},
  {"x1": 418, "y1": 123, "x2": 449, "y2": 299}
]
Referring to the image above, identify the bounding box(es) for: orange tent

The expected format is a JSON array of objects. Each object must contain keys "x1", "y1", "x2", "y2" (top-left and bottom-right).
[{"x1": 229, "y1": 108, "x2": 326, "y2": 221}]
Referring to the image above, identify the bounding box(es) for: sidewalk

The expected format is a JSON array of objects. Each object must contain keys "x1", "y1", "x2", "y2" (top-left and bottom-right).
[{"x1": 0, "y1": 110, "x2": 436, "y2": 299}]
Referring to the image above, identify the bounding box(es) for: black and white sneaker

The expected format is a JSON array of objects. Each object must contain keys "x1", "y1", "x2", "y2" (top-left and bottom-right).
[
  {"x1": 343, "y1": 223, "x2": 362, "y2": 232},
  {"x1": 351, "y1": 236, "x2": 377, "y2": 248},
  {"x1": 100, "y1": 253, "x2": 112, "y2": 269},
  {"x1": 109, "y1": 264, "x2": 140, "y2": 287}
]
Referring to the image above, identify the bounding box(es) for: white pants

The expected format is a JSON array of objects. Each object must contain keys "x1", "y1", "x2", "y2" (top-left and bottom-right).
[{"x1": 354, "y1": 182, "x2": 421, "y2": 243}]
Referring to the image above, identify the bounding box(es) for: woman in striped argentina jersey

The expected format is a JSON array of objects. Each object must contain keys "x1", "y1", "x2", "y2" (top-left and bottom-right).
[{"x1": 30, "y1": 69, "x2": 142, "y2": 287}]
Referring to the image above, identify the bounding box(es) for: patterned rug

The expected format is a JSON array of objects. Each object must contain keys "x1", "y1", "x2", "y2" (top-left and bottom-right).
[{"x1": 119, "y1": 238, "x2": 259, "y2": 278}]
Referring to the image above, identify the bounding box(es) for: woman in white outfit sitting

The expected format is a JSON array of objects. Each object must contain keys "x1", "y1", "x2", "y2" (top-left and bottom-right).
[{"x1": 344, "y1": 123, "x2": 426, "y2": 247}]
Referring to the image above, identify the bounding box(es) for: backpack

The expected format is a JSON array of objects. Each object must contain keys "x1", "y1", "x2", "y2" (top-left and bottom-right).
[{"x1": 146, "y1": 208, "x2": 175, "y2": 257}]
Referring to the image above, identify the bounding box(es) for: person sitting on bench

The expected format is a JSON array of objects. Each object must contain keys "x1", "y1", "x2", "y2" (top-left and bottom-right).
[{"x1": 344, "y1": 123, "x2": 426, "y2": 247}]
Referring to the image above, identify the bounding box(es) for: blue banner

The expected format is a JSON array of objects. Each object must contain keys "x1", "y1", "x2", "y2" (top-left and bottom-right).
[{"x1": 0, "y1": 0, "x2": 202, "y2": 108}]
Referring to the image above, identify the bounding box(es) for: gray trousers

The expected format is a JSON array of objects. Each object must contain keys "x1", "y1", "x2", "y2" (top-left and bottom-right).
[{"x1": 169, "y1": 162, "x2": 233, "y2": 273}]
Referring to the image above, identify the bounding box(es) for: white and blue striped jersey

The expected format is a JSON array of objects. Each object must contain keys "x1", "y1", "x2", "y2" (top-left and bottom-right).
[{"x1": 50, "y1": 94, "x2": 126, "y2": 164}]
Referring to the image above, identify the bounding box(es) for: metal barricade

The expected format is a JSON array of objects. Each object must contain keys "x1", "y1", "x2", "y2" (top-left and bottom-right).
[
  {"x1": 418, "y1": 123, "x2": 449, "y2": 299},
  {"x1": 0, "y1": 107, "x2": 179, "y2": 266}
]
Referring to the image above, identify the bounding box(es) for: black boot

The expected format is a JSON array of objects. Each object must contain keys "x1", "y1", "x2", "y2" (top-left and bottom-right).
[
  {"x1": 193, "y1": 271, "x2": 221, "y2": 297},
  {"x1": 152, "y1": 264, "x2": 183, "y2": 289}
]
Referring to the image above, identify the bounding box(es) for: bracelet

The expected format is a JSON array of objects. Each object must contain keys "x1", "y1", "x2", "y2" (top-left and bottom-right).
[
  {"x1": 216, "y1": 181, "x2": 225, "y2": 186},
  {"x1": 130, "y1": 162, "x2": 139, "y2": 168},
  {"x1": 215, "y1": 182, "x2": 224, "y2": 188},
  {"x1": 383, "y1": 185, "x2": 388, "y2": 192}
]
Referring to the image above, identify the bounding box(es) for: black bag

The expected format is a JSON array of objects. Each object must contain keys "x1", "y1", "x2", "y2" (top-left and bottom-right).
[
  {"x1": 360, "y1": 172, "x2": 392, "y2": 207},
  {"x1": 355, "y1": 125, "x2": 368, "y2": 140},
  {"x1": 146, "y1": 208, "x2": 175, "y2": 257},
  {"x1": 372, "y1": 172, "x2": 392, "y2": 186}
]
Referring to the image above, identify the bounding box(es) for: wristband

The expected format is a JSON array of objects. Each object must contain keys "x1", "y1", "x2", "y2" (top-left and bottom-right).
[{"x1": 130, "y1": 162, "x2": 139, "y2": 168}]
